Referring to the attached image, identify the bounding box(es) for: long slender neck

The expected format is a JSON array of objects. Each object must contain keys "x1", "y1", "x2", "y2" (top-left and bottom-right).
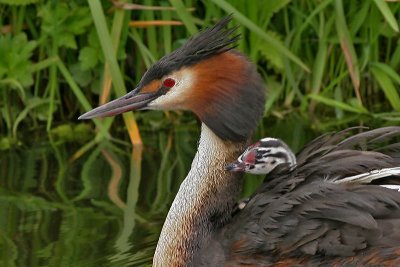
[{"x1": 153, "y1": 124, "x2": 246, "y2": 266}]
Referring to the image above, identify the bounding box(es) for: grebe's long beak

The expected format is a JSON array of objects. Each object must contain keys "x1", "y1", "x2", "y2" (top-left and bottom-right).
[{"x1": 78, "y1": 88, "x2": 158, "y2": 120}]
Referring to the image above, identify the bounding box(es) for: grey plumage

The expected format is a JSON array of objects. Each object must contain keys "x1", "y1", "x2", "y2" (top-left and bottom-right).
[{"x1": 197, "y1": 127, "x2": 400, "y2": 265}]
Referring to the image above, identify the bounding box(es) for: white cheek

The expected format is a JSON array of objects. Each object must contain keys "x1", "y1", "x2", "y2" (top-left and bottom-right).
[
  {"x1": 248, "y1": 166, "x2": 268, "y2": 175},
  {"x1": 147, "y1": 69, "x2": 195, "y2": 110}
]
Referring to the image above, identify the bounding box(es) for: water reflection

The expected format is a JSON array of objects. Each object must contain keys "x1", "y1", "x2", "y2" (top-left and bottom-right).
[{"x1": 0, "y1": 114, "x2": 387, "y2": 266}]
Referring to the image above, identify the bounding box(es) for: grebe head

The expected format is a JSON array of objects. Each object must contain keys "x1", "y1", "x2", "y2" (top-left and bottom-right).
[
  {"x1": 226, "y1": 137, "x2": 296, "y2": 174},
  {"x1": 79, "y1": 16, "x2": 265, "y2": 142}
]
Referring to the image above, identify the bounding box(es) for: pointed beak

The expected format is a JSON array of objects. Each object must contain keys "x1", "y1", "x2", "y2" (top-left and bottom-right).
[
  {"x1": 225, "y1": 161, "x2": 246, "y2": 172},
  {"x1": 78, "y1": 88, "x2": 159, "y2": 120}
]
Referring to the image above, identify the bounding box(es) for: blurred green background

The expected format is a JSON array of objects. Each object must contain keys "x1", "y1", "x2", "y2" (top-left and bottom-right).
[{"x1": 1, "y1": 0, "x2": 400, "y2": 266}]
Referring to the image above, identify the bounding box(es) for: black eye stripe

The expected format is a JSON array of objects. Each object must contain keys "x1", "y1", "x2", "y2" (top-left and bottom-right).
[
  {"x1": 260, "y1": 140, "x2": 283, "y2": 148},
  {"x1": 256, "y1": 148, "x2": 271, "y2": 153},
  {"x1": 258, "y1": 152, "x2": 289, "y2": 161}
]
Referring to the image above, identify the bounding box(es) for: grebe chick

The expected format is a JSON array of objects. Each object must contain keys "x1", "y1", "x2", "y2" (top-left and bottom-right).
[
  {"x1": 226, "y1": 137, "x2": 296, "y2": 211},
  {"x1": 226, "y1": 137, "x2": 296, "y2": 175}
]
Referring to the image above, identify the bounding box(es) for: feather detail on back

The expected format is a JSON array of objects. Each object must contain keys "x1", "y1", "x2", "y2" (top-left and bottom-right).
[{"x1": 196, "y1": 127, "x2": 400, "y2": 266}]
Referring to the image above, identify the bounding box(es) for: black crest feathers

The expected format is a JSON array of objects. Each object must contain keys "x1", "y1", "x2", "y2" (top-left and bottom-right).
[{"x1": 140, "y1": 15, "x2": 239, "y2": 86}]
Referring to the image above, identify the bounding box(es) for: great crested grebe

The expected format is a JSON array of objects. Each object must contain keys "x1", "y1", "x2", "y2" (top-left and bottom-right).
[{"x1": 79, "y1": 17, "x2": 400, "y2": 266}]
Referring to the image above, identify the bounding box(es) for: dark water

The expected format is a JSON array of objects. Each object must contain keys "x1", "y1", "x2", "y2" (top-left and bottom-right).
[{"x1": 0, "y1": 113, "x2": 391, "y2": 266}]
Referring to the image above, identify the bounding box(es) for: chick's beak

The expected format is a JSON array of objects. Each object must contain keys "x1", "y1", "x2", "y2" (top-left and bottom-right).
[
  {"x1": 78, "y1": 88, "x2": 158, "y2": 120},
  {"x1": 225, "y1": 161, "x2": 246, "y2": 172}
]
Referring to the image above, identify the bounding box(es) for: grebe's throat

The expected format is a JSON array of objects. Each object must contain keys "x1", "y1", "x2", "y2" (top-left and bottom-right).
[{"x1": 153, "y1": 124, "x2": 246, "y2": 266}]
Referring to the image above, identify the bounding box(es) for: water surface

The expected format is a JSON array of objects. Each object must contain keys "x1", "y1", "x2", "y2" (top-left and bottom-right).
[{"x1": 0, "y1": 114, "x2": 386, "y2": 266}]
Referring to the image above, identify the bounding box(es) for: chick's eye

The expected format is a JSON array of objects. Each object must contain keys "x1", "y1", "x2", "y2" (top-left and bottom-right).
[{"x1": 163, "y1": 78, "x2": 175, "y2": 88}]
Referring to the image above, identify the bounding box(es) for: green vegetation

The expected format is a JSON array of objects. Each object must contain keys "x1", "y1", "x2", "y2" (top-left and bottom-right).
[
  {"x1": 1, "y1": 0, "x2": 400, "y2": 265},
  {"x1": 1, "y1": 1, "x2": 399, "y2": 143}
]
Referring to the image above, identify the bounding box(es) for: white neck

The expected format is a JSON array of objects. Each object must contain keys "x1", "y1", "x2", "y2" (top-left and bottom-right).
[{"x1": 153, "y1": 124, "x2": 246, "y2": 266}]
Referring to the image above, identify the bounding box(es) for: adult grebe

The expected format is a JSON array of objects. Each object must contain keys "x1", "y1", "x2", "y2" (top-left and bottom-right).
[{"x1": 79, "y1": 17, "x2": 400, "y2": 266}]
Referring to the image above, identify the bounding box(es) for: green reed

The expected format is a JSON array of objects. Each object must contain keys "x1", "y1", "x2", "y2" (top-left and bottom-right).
[
  {"x1": 0, "y1": 1, "x2": 399, "y2": 134},
  {"x1": 1, "y1": 0, "x2": 400, "y2": 231}
]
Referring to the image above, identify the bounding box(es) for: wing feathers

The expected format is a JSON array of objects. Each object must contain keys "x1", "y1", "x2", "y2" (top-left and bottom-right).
[{"x1": 219, "y1": 127, "x2": 400, "y2": 264}]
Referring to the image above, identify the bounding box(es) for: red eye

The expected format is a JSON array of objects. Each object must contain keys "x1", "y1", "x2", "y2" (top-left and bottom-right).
[{"x1": 163, "y1": 78, "x2": 175, "y2": 88}]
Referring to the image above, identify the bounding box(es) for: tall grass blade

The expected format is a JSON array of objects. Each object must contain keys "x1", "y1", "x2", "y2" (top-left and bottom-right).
[
  {"x1": 294, "y1": 0, "x2": 332, "y2": 43},
  {"x1": 371, "y1": 62, "x2": 400, "y2": 85},
  {"x1": 129, "y1": 30, "x2": 156, "y2": 68},
  {"x1": 211, "y1": 0, "x2": 310, "y2": 72},
  {"x1": 311, "y1": 43, "x2": 327, "y2": 94},
  {"x1": 143, "y1": 0, "x2": 158, "y2": 60},
  {"x1": 372, "y1": 0, "x2": 399, "y2": 32},
  {"x1": 169, "y1": 0, "x2": 197, "y2": 34},
  {"x1": 370, "y1": 65, "x2": 400, "y2": 112},
  {"x1": 161, "y1": 3, "x2": 173, "y2": 54},
  {"x1": 88, "y1": 0, "x2": 142, "y2": 146},
  {"x1": 334, "y1": 0, "x2": 361, "y2": 103},
  {"x1": 308, "y1": 94, "x2": 368, "y2": 114},
  {"x1": 100, "y1": 2, "x2": 126, "y2": 105}
]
